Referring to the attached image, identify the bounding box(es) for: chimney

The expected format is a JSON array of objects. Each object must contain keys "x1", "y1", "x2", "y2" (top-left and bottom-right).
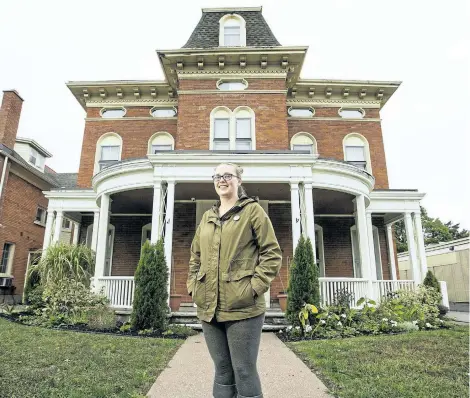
[{"x1": 0, "y1": 90, "x2": 24, "y2": 149}]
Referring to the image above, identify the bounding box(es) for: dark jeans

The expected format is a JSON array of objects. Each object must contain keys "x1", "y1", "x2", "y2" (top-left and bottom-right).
[{"x1": 201, "y1": 313, "x2": 265, "y2": 398}]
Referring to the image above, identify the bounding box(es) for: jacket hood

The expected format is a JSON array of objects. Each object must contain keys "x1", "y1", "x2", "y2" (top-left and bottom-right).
[{"x1": 209, "y1": 195, "x2": 259, "y2": 219}]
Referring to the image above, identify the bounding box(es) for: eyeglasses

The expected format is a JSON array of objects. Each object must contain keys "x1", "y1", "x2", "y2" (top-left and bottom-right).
[{"x1": 212, "y1": 173, "x2": 238, "y2": 182}]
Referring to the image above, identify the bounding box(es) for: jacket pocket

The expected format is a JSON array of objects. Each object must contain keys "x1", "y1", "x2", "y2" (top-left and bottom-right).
[
  {"x1": 225, "y1": 269, "x2": 256, "y2": 311},
  {"x1": 193, "y1": 271, "x2": 207, "y2": 309}
]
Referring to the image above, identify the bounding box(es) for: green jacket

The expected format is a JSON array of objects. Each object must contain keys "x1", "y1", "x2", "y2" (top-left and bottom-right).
[{"x1": 187, "y1": 196, "x2": 282, "y2": 322}]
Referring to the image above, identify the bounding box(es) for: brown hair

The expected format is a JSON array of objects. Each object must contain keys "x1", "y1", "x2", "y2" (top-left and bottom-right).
[{"x1": 215, "y1": 162, "x2": 247, "y2": 197}]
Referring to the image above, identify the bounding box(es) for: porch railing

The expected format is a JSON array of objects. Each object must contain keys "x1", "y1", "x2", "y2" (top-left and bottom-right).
[
  {"x1": 319, "y1": 277, "x2": 369, "y2": 307},
  {"x1": 97, "y1": 276, "x2": 135, "y2": 309},
  {"x1": 373, "y1": 280, "x2": 415, "y2": 299}
]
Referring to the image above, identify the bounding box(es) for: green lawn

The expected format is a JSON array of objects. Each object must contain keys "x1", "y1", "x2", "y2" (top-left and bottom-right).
[
  {"x1": 0, "y1": 318, "x2": 183, "y2": 398},
  {"x1": 287, "y1": 326, "x2": 469, "y2": 398}
]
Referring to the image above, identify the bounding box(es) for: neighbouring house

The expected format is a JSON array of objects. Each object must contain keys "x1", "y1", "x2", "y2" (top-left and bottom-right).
[
  {"x1": 398, "y1": 237, "x2": 469, "y2": 311},
  {"x1": 0, "y1": 90, "x2": 80, "y2": 301},
  {"x1": 40, "y1": 6, "x2": 440, "y2": 311}
]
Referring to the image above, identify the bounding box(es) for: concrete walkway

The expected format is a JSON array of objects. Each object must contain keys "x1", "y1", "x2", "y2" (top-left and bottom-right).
[
  {"x1": 147, "y1": 332, "x2": 331, "y2": 398},
  {"x1": 447, "y1": 311, "x2": 469, "y2": 323}
]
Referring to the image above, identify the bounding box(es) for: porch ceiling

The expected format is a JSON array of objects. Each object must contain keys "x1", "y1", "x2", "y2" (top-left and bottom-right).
[{"x1": 313, "y1": 189, "x2": 355, "y2": 214}]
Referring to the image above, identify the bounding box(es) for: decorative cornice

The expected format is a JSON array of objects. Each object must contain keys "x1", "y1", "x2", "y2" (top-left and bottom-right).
[
  {"x1": 288, "y1": 117, "x2": 381, "y2": 122},
  {"x1": 85, "y1": 117, "x2": 177, "y2": 121},
  {"x1": 287, "y1": 99, "x2": 381, "y2": 107},
  {"x1": 84, "y1": 99, "x2": 177, "y2": 108},
  {"x1": 177, "y1": 70, "x2": 287, "y2": 79},
  {"x1": 201, "y1": 7, "x2": 262, "y2": 12}
]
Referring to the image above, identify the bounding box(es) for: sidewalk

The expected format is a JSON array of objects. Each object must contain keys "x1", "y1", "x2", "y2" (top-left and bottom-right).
[
  {"x1": 147, "y1": 332, "x2": 331, "y2": 398},
  {"x1": 447, "y1": 311, "x2": 469, "y2": 323}
]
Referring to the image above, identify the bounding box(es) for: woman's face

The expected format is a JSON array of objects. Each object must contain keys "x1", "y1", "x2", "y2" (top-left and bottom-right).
[{"x1": 213, "y1": 164, "x2": 240, "y2": 199}]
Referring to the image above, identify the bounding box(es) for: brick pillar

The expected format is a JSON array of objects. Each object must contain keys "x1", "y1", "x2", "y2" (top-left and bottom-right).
[{"x1": 0, "y1": 90, "x2": 24, "y2": 148}]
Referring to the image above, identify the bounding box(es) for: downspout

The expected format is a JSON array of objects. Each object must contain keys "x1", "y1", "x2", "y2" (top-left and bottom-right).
[{"x1": 0, "y1": 156, "x2": 9, "y2": 203}]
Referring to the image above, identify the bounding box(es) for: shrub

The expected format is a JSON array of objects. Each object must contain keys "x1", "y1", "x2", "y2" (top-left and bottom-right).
[
  {"x1": 423, "y1": 270, "x2": 441, "y2": 293},
  {"x1": 85, "y1": 306, "x2": 117, "y2": 330},
  {"x1": 131, "y1": 239, "x2": 169, "y2": 331},
  {"x1": 286, "y1": 236, "x2": 320, "y2": 326}
]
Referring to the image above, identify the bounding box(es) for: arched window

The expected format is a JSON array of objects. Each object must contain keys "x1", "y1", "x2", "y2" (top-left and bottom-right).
[
  {"x1": 290, "y1": 132, "x2": 317, "y2": 154},
  {"x1": 210, "y1": 106, "x2": 256, "y2": 150},
  {"x1": 343, "y1": 133, "x2": 372, "y2": 174},
  {"x1": 148, "y1": 132, "x2": 175, "y2": 154},
  {"x1": 234, "y1": 107, "x2": 255, "y2": 150},
  {"x1": 94, "y1": 133, "x2": 122, "y2": 174},
  {"x1": 219, "y1": 14, "x2": 246, "y2": 47}
]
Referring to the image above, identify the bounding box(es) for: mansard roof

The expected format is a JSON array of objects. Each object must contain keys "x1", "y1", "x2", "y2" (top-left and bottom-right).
[{"x1": 183, "y1": 7, "x2": 281, "y2": 48}]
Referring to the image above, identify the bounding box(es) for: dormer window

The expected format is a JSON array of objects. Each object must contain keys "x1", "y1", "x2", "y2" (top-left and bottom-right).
[
  {"x1": 100, "y1": 108, "x2": 126, "y2": 118},
  {"x1": 339, "y1": 108, "x2": 365, "y2": 119},
  {"x1": 219, "y1": 14, "x2": 246, "y2": 47},
  {"x1": 150, "y1": 107, "x2": 177, "y2": 118},
  {"x1": 29, "y1": 148, "x2": 45, "y2": 169},
  {"x1": 288, "y1": 107, "x2": 315, "y2": 118},
  {"x1": 217, "y1": 79, "x2": 248, "y2": 91}
]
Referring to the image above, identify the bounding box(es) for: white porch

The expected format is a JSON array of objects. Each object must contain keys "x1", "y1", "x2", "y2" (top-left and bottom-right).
[{"x1": 42, "y1": 152, "x2": 434, "y2": 311}]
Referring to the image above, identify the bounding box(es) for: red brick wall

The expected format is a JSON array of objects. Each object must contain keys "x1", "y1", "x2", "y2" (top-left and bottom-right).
[
  {"x1": 172, "y1": 203, "x2": 196, "y2": 302},
  {"x1": 76, "y1": 117, "x2": 177, "y2": 188},
  {"x1": 288, "y1": 118, "x2": 389, "y2": 188},
  {"x1": 0, "y1": 91, "x2": 23, "y2": 149},
  {"x1": 179, "y1": 78, "x2": 286, "y2": 91},
  {"x1": 109, "y1": 216, "x2": 151, "y2": 276},
  {"x1": 0, "y1": 173, "x2": 48, "y2": 294}
]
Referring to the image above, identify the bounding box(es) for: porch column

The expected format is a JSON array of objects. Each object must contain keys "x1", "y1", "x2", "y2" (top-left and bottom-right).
[
  {"x1": 386, "y1": 224, "x2": 398, "y2": 280},
  {"x1": 91, "y1": 210, "x2": 100, "y2": 252},
  {"x1": 94, "y1": 193, "x2": 110, "y2": 293},
  {"x1": 151, "y1": 181, "x2": 163, "y2": 244},
  {"x1": 72, "y1": 222, "x2": 80, "y2": 245},
  {"x1": 354, "y1": 195, "x2": 373, "y2": 297},
  {"x1": 52, "y1": 210, "x2": 63, "y2": 244},
  {"x1": 164, "y1": 181, "x2": 175, "y2": 303},
  {"x1": 404, "y1": 212, "x2": 420, "y2": 284},
  {"x1": 303, "y1": 183, "x2": 317, "y2": 261},
  {"x1": 290, "y1": 182, "x2": 301, "y2": 252},
  {"x1": 366, "y1": 212, "x2": 377, "y2": 280},
  {"x1": 413, "y1": 212, "x2": 428, "y2": 282},
  {"x1": 42, "y1": 209, "x2": 55, "y2": 252}
]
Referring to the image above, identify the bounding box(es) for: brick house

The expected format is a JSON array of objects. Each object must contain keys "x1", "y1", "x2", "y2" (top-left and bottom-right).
[
  {"x1": 41, "y1": 7, "x2": 430, "y2": 310},
  {"x1": 0, "y1": 90, "x2": 80, "y2": 300}
]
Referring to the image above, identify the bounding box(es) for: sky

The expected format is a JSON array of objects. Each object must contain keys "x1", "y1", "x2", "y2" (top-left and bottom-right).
[{"x1": 0, "y1": 0, "x2": 468, "y2": 228}]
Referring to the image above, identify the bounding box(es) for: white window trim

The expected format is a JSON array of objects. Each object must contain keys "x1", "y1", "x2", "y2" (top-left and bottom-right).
[
  {"x1": 149, "y1": 106, "x2": 177, "y2": 118},
  {"x1": 350, "y1": 225, "x2": 362, "y2": 278},
  {"x1": 219, "y1": 14, "x2": 246, "y2": 47},
  {"x1": 62, "y1": 218, "x2": 72, "y2": 231},
  {"x1": 343, "y1": 133, "x2": 372, "y2": 175},
  {"x1": 315, "y1": 224, "x2": 325, "y2": 277},
  {"x1": 100, "y1": 107, "x2": 127, "y2": 118},
  {"x1": 0, "y1": 243, "x2": 15, "y2": 277},
  {"x1": 216, "y1": 78, "x2": 249, "y2": 91},
  {"x1": 287, "y1": 106, "x2": 315, "y2": 118},
  {"x1": 147, "y1": 132, "x2": 175, "y2": 154},
  {"x1": 94, "y1": 132, "x2": 123, "y2": 175},
  {"x1": 338, "y1": 107, "x2": 365, "y2": 119},
  {"x1": 210, "y1": 106, "x2": 256, "y2": 150},
  {"x1": 373, "y1": 226, "x2": 383, "y2": 280},
  {"x1": 141, "y1": 223, "x2": 152, "y2": 247},
  {"x1": 34, "y1": 206, "x2": 47, "y2": 227},
  {"x1": 290, "y1": 132, "x2": 318, "y2": 154}
]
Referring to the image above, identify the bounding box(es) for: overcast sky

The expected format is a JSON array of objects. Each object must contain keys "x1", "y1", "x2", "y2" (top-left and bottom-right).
[{"x1": 0, "y1": 0, "x2": 468, "y2": 228}]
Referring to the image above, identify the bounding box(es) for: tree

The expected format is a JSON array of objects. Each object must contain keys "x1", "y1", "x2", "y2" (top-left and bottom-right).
[
  {"x1": 423, "y1": 270, "x2": 441, "y2": 293},
  {"x1": 131, "y1": 239, "x2": 169, "y2": 331},
  {"x1": 285, "y1": 235, "x2": 320, "y2": 326},
  {"x1": 395, "y1": 206, "x2": 469, "y2": 252}
]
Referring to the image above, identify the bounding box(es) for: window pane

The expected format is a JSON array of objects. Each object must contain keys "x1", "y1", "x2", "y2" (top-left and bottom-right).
[
  {"x1": 235, "y1": 141, "x2": 251, "y2": 150},
  {"x1": 339, "y1": 109, "x2": 364, "y2": 119},
  {"x1": 213, "y1": 141, "x2": 230, "y2": 150},
  {"x1": 293, "y1": 144, "x2": 313, "y2": 154},
  {"x1": 214, "y1": 119, "x2": 229, "y2": 139},
  {"x1": 151, "y1": 108, "x2": 176, "y2": 118},
  {"x1": 289, "y1": 108, "x2": 313, "y2": 117},
  {"x1": 152, "y1": 145, "x2": 172, "y2": 153},
  {"x1": 101, "y1": 146, "x2": 120, "y2": 161},
  {"x1": 345, "y1": 146, "x2": 365, "y2": 161},
  {"x1": 224, "y1": 26, "x2": 240, "y2": 46},
  {"x1": 236, "y1": 118, "x2": 251, "y2": 139},
  {"x1": 101, "y1": 109, "x2": 125, "y2": 118},
  {"x1": 36, "y1": 208, "x2": 45, "y2": 222},
  {"x1": 1, "y1": 243, "x2": 11, "y2": 274}
]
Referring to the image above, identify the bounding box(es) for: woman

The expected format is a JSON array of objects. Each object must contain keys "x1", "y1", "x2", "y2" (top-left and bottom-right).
[{"x1": 187, "y1": 162, "x2": 282, "y2": 398}]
